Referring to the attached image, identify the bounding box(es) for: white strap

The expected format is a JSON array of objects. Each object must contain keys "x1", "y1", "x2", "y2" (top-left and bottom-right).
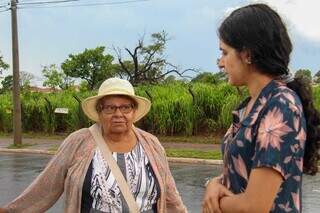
[{"x1": 89, "y1": 124, "x2": 139, "y2": 213}]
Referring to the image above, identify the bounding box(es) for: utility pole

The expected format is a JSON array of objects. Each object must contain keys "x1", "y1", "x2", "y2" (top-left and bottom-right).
[{"x1": 11, "y1": 0, "x2": 22, "y2": 146}]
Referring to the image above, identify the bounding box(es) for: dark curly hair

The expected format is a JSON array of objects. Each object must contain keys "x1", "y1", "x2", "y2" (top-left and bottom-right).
[{"x1": 218, "y1": 3, "x2": 320, "y2": 175}]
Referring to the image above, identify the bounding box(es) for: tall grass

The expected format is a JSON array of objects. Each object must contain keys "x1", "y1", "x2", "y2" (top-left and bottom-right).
[
  {"x1": 0, "y1": 92, "x2": 13, "y2": 132},
  {"x1": 136, "y1": 83, "x2": 195, "y2": 135},
  {"x1": 1, "y1": 84, "x2": 319, "y2": 136},
  {"x1": 313, "y1": 86, "x2": 320, "y2": 110}
]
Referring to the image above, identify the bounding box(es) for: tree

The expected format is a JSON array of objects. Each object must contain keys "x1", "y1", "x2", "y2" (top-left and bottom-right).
[
  {"x1": 0, "y1": 71, "x2": 33, "y2": 92},
  {"x1": 20, "y1": 71, "x2": 34, "y2": 90},
  {"x1": 61, "y1": 46, "x2": 114, "y2": 90},
  {"x1": 0, "y1": 55, "x2": 9, "y2": 86},
  {"x1": 191, "y1": 71, "x2": 227, "y2": 84},
  {"x1": 79, "y1": 80, "x2": 89, "y2": 93},
  {"x1": 314, "y1": 70, "x2": 320, "y2": 84},
  {"x1": 294, "y1": 69, "x2": 312, "y2": 83},
  {"x1": 163, "y1": 75, "x2": 176, "y2": 84},
  {"x1": 214, "y1": 71, "x2": 228, "y2": 82},
  {"x1": 1, "y1": 75, "x2": 13, "y2": 92},
  {"x1": 61, "y1": 75, "x2": 75, "y2": 90},
  {"x1": 42, "y1": 64, "x2": 63, "y2": 89},
  {"x1": 114, "y1": 31, "x2": 195, "y2": 86},
  {"x1": 0, "y1": 55, "x2": 9, "y2": 75},
  {"x1": 42, "y1": 64, "x2": 74, "y2": 90}
]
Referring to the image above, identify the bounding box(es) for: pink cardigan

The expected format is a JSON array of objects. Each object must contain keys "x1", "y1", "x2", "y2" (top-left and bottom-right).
[{"x1": 5, "y1": 126, "x2": 187, "y2": 213}]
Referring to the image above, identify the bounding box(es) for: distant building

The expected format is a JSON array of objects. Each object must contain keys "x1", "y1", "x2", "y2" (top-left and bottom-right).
[{"x1": 28, "y1": 85, "x2": 81, "y2": 93}]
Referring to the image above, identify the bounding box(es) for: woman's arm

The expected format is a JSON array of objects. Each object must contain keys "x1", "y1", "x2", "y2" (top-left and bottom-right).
[
  {"x1": 164, "y1": 161, "x2": 188, "y2": 213},
  {"x1": 0, "y1": 208, "x2": 7, "y2": 213},
  {"x1": 142, "y1": 131, "x2": 187, "y2": 212},
  {"x1": 3, "y1": 135, "x2": 76, "y2": 213},
  {"x1": 219, "y1": 167, "x2": 283, "y2": 213}
]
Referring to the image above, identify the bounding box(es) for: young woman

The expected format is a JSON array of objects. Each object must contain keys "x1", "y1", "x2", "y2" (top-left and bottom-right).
[{"x1": 202, "y1": 4, "x2": 320, "y2": 213}]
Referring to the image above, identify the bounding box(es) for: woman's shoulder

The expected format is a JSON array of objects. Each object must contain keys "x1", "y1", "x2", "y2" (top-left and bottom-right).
[
  {"x1": 269, "y1": 84, "x2": 303, "y2": 114},
  {"x1": 136, "y1": 128, "x2": 158, "y2": 140},
  {"x1": 67, "y1": 128, "x2": 91, "y2": 140},
  {"x1": 248, "y1": 83, "x2": 304, "y2": 127},
  {"x1": 134, "y1": 127, "x2": 165, "y2": 152},
  {"x1": 59, "y1": 128, "x2": 94, "y2": 150},
  {"x1": 274, "y1": 83, "x2": 302, "y2": 103}
]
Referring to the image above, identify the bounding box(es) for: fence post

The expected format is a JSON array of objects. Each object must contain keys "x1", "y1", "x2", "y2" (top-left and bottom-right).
[
  {"x1": 236, "y1": 87, "x2": 243, "y2": 97},
  {"x1": 188, "y1": 86, "x2": 195, "y2": 104},
  {"x1": 73, "y1": 95, "x2": 88, "y2": 128},
  {"x1": 145, "y1": 90, "x2": 153, "y2": 102},
  {"x1": 187, "y1": 86, "x2": 197, "y2": 135},
  {"x1": 43, "y1": 97, "x2": 54, "y2": 134},
  {"x1": 144, "y1": 90, "x2": 155, "y2": 133}
]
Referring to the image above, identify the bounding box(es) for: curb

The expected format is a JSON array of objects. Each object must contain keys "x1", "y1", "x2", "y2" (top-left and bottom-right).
[
  {"x1": 168, "y1": 157, "x2": 223, "y2": 165},
  {"x1": 0, "y1": 148, "x2": 56, "y2": 155},
  {"x1": 0, "y1": 148, "x2": 223, "y2": 165},
  {"x1": 1, "y1": 148, "x2": 319, "y2": 169}
]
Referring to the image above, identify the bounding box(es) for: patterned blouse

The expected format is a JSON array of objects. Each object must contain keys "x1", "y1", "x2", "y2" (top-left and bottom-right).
[
  {"x1": 81, "y1": 142, "x2": 159, "y2": 213},
  {"x1": 221, "y1": 80, "x2": 306, "y2": 213}
]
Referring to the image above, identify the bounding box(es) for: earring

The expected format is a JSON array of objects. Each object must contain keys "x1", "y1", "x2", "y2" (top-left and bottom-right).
[
  {"x1": 245, "y1": 58, "x2": 252, "y2": 64},
  {"x1": 216, "y1": 58, "x2": 221, "y2": 66}
]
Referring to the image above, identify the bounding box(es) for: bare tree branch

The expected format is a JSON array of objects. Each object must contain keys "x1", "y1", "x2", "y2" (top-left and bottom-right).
[
  {"x1": 142, "y1": 48, "x2": 158, "y2": 71},
  {"x1": 118, "y1": 58, "x2": 132, "y2": 79},
  {"x1": 113, "y1": 45, "x2": 132, "y2": 80},
  {"x1": 112, "y1": 31, "x2": 197, "y2": 86},
  {"x1": 142, "y1": 59, "x2": 165, "y2": 74},
  {"x1": 156, "y1": 68, "x2": 197, "y2": 80},
  {"x1": 112, "y1": 45, "x2": 122, "y2": 58}
]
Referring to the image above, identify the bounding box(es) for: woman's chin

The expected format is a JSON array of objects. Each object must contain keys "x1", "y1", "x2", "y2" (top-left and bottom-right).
[
  {"x1": 228, "y1": 79, "x2": 243, "y2": 87},
  {"x1": 110, "y1": 125, "x2": 129, "y2": 134},
  {"x1": 228, "y1": 78, "x2": 236, "y2": 86}
]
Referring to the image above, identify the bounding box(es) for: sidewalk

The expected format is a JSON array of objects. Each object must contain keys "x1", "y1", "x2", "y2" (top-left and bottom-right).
[
  {"x1": 0, "y1": 137, "x2": 223, "y2": 165},
  {"x1": 0, "y1": 137, "x2": 62, "y2": 150}
]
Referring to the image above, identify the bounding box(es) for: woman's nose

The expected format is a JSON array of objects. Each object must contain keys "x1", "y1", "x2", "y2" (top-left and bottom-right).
[
  {"x1": 113, "y1": 107, "x2": 124, "y2": 116},
  {"x1": 217, "y1": 58, "x2": 224, "y2": 71}
]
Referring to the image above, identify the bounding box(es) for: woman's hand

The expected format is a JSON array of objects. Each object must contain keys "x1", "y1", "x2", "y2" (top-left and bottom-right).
[
  {"x1": 0, "y1": 208, "x2": 7, "y2": 213},
  {"x1": 202, "y1": 177, "x2": 234, "y2": 213}
]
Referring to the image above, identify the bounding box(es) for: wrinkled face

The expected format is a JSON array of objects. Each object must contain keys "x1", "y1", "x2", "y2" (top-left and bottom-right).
[
  {"x1": 97, "y1": 95, "x2": 136, "y2": 135},
  {"x1": 218, "y1": 40, "x2": 251, "y2": 86}
]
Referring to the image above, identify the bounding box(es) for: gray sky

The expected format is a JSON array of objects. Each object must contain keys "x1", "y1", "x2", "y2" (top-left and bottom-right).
[{"x1": 0, "y1": 0, "x2": 320, "y2": 86}]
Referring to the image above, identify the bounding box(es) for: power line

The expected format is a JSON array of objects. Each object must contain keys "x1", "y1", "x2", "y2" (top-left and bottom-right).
[
  {"x1": 17, "y1": 0, "x2": 150, "y2": 9},
  {"x1": 0, "y1": 2, "x2": 9, "y2": 12},
  {"x1": 0, "y1": 1, "x2": 9, "y2": 14},
  {"x1": 1, "y1": 0, "x2": 150, "y2": 10},
  {"x1": 18, "y1": 0, "x2": 61, "y2": 2},
  {"x1": 18, "y1": 0, "x2": 81, "y2": 5},
  {"x1": 0, "y1": 8, "x2": 9, "y2": 12},
  {"x1": 0, "y1": 3, "x2": 9, "y2": 8},
  {"x1": 1, "y1": 0, "x2": 80, "y2": 9}
]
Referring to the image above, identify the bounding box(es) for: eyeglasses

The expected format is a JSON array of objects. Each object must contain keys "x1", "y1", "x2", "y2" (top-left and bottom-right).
[{"x1": 100, "y1": 104, "x2": 134, "y2": 114}]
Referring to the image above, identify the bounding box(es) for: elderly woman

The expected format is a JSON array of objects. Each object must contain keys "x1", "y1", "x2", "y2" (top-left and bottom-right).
[{"x1": 1, "y1": 78, "x2": 187, "y2": 213}]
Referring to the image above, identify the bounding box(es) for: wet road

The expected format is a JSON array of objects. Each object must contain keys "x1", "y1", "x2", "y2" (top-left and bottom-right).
[{"x1": 0, "y1": 153, "x2": 319, "y2": 212}]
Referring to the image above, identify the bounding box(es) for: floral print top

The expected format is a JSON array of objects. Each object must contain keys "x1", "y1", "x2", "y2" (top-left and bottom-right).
[{"x1": 221, "y1": 80, "x2": 306, "y2": 213}]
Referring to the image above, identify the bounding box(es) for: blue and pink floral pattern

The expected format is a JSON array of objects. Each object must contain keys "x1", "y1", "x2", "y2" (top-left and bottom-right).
[{"x1": 221, "y1": 80, "x2": 306, "y2": 213}]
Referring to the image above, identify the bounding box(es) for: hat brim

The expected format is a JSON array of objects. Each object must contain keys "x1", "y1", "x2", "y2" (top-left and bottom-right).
[{"x1": 81, "y1": 92, "x2": 151, "y2": 123}]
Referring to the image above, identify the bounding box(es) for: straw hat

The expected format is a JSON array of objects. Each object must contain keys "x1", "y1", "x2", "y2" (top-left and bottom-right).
[{"x1": 81, "y1": 77, "x2": 151, "y2": 123}]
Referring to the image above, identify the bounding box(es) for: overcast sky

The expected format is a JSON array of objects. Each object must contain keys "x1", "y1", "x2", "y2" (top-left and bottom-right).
[{"x1": 0, "y1": 0, "x2": 320, "y2": 86}]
